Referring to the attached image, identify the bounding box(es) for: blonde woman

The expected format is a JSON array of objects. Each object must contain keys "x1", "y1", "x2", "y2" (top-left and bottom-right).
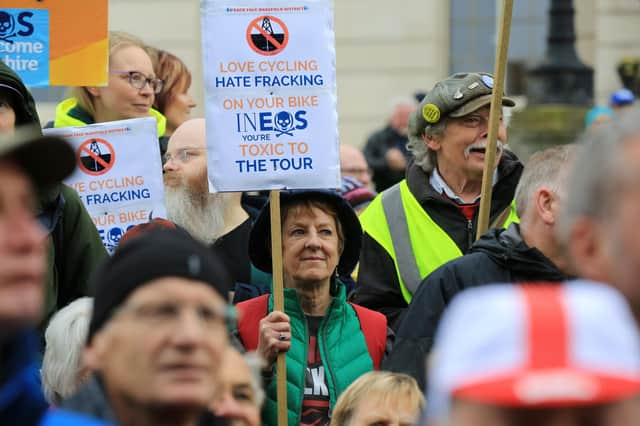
[
  {"x1": 331, "y1": 371, "x2": 424, "y2": 426},
  {"x1": 51, "y1": 31, "x2": 168, "y2": 153}
]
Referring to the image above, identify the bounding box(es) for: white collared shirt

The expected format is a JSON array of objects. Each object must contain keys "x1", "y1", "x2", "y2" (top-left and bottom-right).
[{"x1": 429, "y1": 167, "x2": 498, "y2": 205}]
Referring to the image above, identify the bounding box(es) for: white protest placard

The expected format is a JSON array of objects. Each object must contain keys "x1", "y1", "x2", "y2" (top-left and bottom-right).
[
  {"x1": 44, "y1": 117, "x2": 166, "y2": 253},
  {"x1": 201, "y1": 0, "x2": 339, "y2": 191}
]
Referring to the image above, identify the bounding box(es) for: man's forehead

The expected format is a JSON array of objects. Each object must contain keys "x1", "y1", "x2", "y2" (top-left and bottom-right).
[
  {"x1": 341, "y1": 147, "x2": 366, "y2": 165},
  {"x1": 167, "y1": 119, "x2": 206, "y2": 151},
  {"x1": 221, "y1": 353, "x2": 252, "y2": 382}
]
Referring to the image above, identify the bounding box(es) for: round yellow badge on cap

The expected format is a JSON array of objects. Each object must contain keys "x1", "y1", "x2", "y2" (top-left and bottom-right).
[{"x1": 422, "y1": 103, "x2": 441, "y2": 123}]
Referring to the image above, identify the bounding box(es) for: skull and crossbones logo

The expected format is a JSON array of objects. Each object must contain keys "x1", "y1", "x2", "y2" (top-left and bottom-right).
[
  {"x1": 0, "y1": 12, "x2": 17, "y2": 43},
  {"x1": 107, "y1": 227, "x2": 123, "y2": 248},
  {"x1": 274, "y1": 111, "x2": 295, "y2": 137}
]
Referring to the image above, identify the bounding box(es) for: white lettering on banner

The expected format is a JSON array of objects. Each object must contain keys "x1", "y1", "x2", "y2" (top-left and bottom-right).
[{"x1": 0, "y1": 41, "x2": 45, "y2": 54}]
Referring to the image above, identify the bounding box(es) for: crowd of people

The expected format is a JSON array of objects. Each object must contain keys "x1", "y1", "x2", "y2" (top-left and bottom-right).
[{"x1": 1, "y1": 28, "x2": 640, "y2": 426}]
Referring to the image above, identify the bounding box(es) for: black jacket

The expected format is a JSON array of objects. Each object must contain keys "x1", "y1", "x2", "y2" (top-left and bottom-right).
[
  {"x1": 354, "y1": 151, "x2": 523, "y2": 330},
  {"x1": 382, "y1": 223, "x2": 566, "y2": 390},
  {"x1": 363, "y1": 125, "x2": 409, "y2": 192}
]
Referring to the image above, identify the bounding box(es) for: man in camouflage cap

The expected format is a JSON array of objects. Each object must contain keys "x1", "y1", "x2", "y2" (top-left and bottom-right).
[{"x1": 354, "y1": 72, "x2": 523, "y2": 330}]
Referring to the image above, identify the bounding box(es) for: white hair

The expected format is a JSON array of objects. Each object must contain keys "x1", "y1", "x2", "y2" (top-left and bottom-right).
[
  {"x1": 406, "y1": 115, "x2": 447, "y2": 173},
  {"x1": 514, "y1": 144, "x2": 577, "y2": 218},
  {"x1": 164, "y1": 186, "x2": 229, "y2": 244},
  {"x1": 41, "y1": 297, "x2": 93, "y2": 404}
]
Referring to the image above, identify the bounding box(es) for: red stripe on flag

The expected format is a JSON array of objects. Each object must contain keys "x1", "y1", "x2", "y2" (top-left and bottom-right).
[{"x1": 522, "y1": 286, "x2": 568, "y2": 369}]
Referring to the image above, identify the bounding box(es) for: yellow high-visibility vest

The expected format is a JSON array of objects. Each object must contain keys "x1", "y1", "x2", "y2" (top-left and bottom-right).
[{"x1": 360, "y1": 180, "x2": 518, "y2": 303}]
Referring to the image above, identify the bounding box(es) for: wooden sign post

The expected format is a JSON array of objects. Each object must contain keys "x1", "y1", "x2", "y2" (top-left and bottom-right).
[
  {"x1": 269, "y1": 189, "x2": 287, "y2": 426},
  {"x1": 476, "y1": 0, "x2": 514, "y2": 240}
]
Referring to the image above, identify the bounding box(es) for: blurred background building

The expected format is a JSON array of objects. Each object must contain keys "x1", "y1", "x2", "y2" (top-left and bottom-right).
[{"x1": 32, "y1": 0, "x2": 640, "y2": 150}]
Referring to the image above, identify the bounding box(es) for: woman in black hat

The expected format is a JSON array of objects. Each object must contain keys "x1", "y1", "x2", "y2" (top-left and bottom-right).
[{"x1": 235, "y1": 189, "x2": 387, "y2": 426}]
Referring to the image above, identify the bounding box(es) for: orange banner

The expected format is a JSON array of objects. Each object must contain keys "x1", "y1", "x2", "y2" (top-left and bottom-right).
[{"x1": 3, "y1": 0, "x2": 108, "y2": 86}]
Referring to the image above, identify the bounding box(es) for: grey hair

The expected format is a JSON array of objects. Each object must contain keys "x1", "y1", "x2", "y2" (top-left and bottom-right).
[
  {"x1": 243, "y1": 352, "x2": 265, "y2": 408},
  {"x1": 41, "y1": 297, "x2": 93, "y2": 404},
  {"x1": 557, "y1": 106, "x2": 640, "y2": 244},
  {"x1": 406, "y1": 115, "x2": 448, "y2": 174},
  {"x1": 406, "y1": 106, "x2": 511, "y2": 174},
  {"x1": 514, "y1": 144, "x2": 577, "y2": 218}
]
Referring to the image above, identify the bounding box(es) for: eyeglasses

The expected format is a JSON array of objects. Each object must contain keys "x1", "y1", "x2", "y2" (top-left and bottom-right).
[
  {"x1": 110, "y1": 70, "x2": 164, "y2": 94},
  {"x1": 163, "y1": 147, "x2": 207, "y2": 165},
  {"x1": 116, "y1": 300, "x2": 237, "y2": 331},
  {"x1": 454, "y1": 113, "x2": 503, "y2": 129}
]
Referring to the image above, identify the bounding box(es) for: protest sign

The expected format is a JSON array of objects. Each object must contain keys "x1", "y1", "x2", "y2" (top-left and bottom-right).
[
  {"x1": 201, "y1": 0, "x2": 339, "y2": 191},
  {"x1": 44, "y1": 117, "x2": 166, "y2": 254},
  {"x1": 2, "y1": 0, "x2": 108, "y2": 87}
]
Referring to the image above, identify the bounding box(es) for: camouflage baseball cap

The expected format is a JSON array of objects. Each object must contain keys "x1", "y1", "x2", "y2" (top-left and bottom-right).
[{"x1": 412, "y1": 72, "x2": 515, "y2": 135}]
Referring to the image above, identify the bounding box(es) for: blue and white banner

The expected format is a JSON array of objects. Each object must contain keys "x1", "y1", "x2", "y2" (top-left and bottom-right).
[
  {"x1": 201, "y1": 0, "x2": 339, "y2": 192},
  {"x1": 44, "y1": 118, "x2": 166, "y2": 254},
  {"x1": 0, "y1": 9, "x2": 50, "y2": 87}
]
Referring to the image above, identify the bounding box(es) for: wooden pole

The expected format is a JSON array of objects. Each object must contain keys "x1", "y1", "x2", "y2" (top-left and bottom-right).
[
  {"x1": 476, "y1": 0, "x2": 514, "y2": 240},
  {"x1": 269, "y1": 190, "x2": 287, "y2": 426}
]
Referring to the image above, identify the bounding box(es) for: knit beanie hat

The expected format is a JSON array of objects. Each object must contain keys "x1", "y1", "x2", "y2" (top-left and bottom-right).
[{"x1": 87, "y1": 228, "x2": 232, "y2": 342}]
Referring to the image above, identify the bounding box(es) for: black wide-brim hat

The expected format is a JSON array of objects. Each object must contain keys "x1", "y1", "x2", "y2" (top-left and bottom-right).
[{"x1": 249, "y1": 189, "x2": 362, "y2": 276}]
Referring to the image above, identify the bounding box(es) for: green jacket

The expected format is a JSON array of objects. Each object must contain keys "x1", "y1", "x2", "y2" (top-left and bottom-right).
[
  {"x1": 0, "y1": 60, "x2": 108, "y2": 324},
  {"x1": 238, "y1": 285, "x2": 378, "y2": 426},
  {"x1": 42, "y1": 185, "x2": 108, "y2": 322}
]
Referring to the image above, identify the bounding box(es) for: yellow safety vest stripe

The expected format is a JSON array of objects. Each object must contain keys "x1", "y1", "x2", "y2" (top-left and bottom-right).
[
  {"x1": 53, "y1": 97, "x2": 167, "y2": 137},
  {"x1": 361, "y1": 181, "x2": 519, "y2": 303},
  {"x1": 360, "y1": 180, "x2": 462, "y2": 303}
]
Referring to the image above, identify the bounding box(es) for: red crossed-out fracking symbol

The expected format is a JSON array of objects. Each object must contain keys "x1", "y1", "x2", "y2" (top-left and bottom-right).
[
  {"x1": 76, "y1": 138, "x2": 116, "y2": 176},
  {"x1": 246, "y1": 15, "x2": 289, "y2": 56}
]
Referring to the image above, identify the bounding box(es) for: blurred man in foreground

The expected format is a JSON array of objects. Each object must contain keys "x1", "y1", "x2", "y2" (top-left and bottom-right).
[
  {"x1": 63, "y1": 229, "x2": 233, "y2": 426},
  {"x1": 426, "y1": 283, "x2": 640, "y2": 426}
]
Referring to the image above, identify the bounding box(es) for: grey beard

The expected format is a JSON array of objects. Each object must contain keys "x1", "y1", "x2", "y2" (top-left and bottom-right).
[{"x1": 164, "y1": 185, "x2": 229, "y2": 245}]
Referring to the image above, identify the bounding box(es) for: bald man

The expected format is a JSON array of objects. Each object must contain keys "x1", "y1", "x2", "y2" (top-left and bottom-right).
[
  {"x1": 163, "y1": 118, "x2": 258, "y2": 296},
  {"x1": 340, "y1": 144, "x2": 373, "y2": 188}
]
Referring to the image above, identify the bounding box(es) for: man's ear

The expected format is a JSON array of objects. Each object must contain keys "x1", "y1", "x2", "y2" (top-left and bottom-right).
[
  {"x1": 83, "y1": 332, "x2": 108, "y2": 371},
  {"x1": 568, "y1": 217, "x2": 611, "y2": 282},
  {"x1": 534, "y1": 187, "x2": 555, "y2": 225},
  {"x1": 423, "y1": 133, "x2": 440, "y2": 152}
]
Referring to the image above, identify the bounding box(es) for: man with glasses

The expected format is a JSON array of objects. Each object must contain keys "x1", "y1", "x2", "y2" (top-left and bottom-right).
[
  {"x1": 163, "y1": 119, "x2": 265, "y2": 302},
  {"x1": 62, "y1": 228, "x2": 233, "y2": 426},
  {"x1": 354, "y1": 73, "x2": 523, "y2": 331},
  {"x1": 340, "y1": 144, "x2": 373, "y2": 189}
]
